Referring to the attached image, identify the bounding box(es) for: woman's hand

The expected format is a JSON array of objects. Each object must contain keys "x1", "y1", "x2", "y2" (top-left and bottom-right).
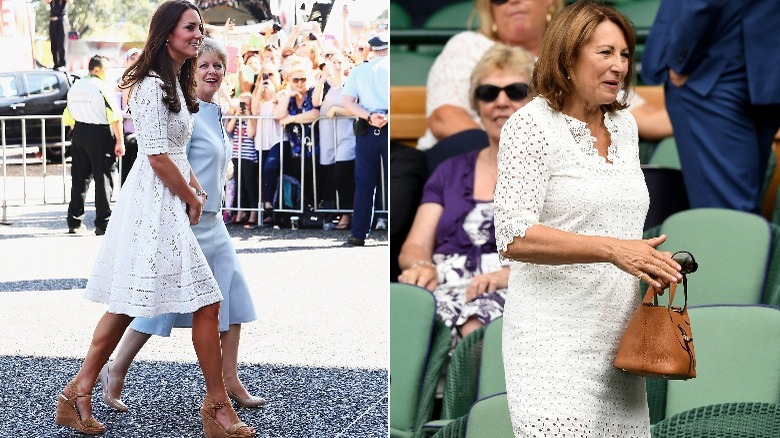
[
  {"x1": 186, "y1": 188, "x2": 205, "y2": 225},
  {"x1": 398, "y1": 262, "x2": 438, "y2": 291},
  {"x1": 465, "y1": 268, "x2": 509, "y2": 302},
  {"x1": 610, "y1": 234, "x2": 682, "y2": 289}
]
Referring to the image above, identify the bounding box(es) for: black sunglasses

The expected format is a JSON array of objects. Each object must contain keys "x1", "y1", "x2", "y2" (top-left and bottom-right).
[
  {"x1": 262, "y1": 72, "x2": 275, "y2": 80},
  {"x1": 291, "y1": 77, "x2": 306, "y2": 83},
  {"x1": 672, "y1": 251, "x2": 698, "y2": 275},
  {"x1": 474, "y1": 83, "x2": 529, "y2": 102},
  {"x1": 490, "y1": 0, "x2": 510, "y2": 5}
]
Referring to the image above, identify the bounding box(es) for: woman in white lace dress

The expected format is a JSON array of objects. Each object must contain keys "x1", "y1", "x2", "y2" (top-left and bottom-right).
[
  {"x1": 493, "y1": 2, "x2": 682, "y2": 436},
  {"x1": 55, "y1": 2, "x2": 254, "y2": 436}
]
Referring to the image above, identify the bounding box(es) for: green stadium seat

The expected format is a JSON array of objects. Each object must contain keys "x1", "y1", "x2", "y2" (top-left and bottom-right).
[
  {"x1": 658, "y1": 208, "x2": 771, "y2": 307},
  {"x1": 651, "y1": 402, "x2": 780, "y2": 437},
  {"x1": 390, "y1": 283, "x2": 452, "y2": 438},
  {"x1": 390, "y1": 51, "x2": 437, "y2": 86},
  {"x1": 648, "y1": 136, "x2": 681, "y2": 170},
  {"x1": 391, "y1": 2, "x2": 412, "y2": 30},
  {"x1": 423, "y1": 2, "x2": 477, "y2": 30},
  {"x1": 664, "y1": 306, "x2": 780, "y2": 418},
  {"x1": 615, "y1": 0, "x2": 661, "y2": 30}
]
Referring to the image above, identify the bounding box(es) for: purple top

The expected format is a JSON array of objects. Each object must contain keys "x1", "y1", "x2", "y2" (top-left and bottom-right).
[{"x1": 421, "y1": 148, "x2": 497, "y2": 271}]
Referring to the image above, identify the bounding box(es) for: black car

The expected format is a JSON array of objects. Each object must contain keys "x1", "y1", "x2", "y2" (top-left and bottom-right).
[{"x1": 0, "y1": 69, "x2": 72, "y2": 162}]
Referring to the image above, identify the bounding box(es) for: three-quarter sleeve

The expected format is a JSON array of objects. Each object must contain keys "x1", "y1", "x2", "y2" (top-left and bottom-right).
[
  {"x1": 132, "y1": 77, "x2": 169, "y2": 156},
  {"x1": 494, "y1": 107, "x2": 552, "y2": 253}
]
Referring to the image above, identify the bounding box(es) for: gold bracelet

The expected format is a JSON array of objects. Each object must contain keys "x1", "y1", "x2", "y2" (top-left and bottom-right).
[
  {"x1": 411, "y1": 260, "x2": 435, "y2": 269},
  {"x1": 194, "y1": 188, "x2": 208, "y2": 200}
]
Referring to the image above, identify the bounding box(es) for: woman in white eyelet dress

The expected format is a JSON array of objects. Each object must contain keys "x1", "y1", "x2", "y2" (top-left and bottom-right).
[
  {"x1": 493, "y1": 2, "x2": 683, "y2": 437},
  {"x1": 84, "y1": 75, "x2": 223, "y2": 314}
]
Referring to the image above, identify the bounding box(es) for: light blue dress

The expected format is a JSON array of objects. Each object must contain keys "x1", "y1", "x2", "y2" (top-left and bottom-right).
[{"x1": 130, "y1": 99, "x2": 257, "y2": 336}]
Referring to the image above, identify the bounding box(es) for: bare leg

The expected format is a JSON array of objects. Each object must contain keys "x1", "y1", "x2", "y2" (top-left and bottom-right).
[
  {"x1": 192, "y1": 302, "x2": 249, "y2": 431},
  {"x1": 459, "y1": 317, "x2": 484, "y2": 339},
  {"x1": 221, "y1": 324, "x2": 254, "y2": 399},
  {"x1": 63, "y1": 312, "x2": 134, "y2": 422},
  {"x1": 107, "y1": 328, "x2": 152, "y2": 399}
]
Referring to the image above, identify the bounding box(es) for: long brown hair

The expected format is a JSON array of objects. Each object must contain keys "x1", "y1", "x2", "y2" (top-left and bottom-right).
[
  {"x1": 119, "y1": 0, "x2": 201, "y2": 114},
  {"x1": 531, "y1": 0, "x2": 635, "y2": 113}
]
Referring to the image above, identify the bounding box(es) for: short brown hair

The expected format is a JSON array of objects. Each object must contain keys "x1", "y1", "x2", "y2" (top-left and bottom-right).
[
  {"x1": 531, "y1": 0, "x2": 635, "y2": 113},
  {"x1": 469, "y1": 44, "x2": 535, "y2": 112}
]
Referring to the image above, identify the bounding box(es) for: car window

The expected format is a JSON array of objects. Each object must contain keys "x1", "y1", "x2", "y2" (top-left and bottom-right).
[
  {"x1": 0, "y1": 75, "x2": 19, "y2": 98},
  {"x1": 26, "y1": 74, "x2": 60, "y2": 96}
]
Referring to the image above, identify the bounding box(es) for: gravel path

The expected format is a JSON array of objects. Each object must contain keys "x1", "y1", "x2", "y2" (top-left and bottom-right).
[{"x1": 0, "y1": 200, "x2": 389, "y2": 437}]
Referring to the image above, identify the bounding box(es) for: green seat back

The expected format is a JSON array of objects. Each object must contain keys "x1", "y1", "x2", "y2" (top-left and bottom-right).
[
  {"x1": 648, "y1": 136, "x2": 681, "y2": 170},
  {"x1": 390, "y1": 283, "x2": 438, "y2": 433},
  {"x1": 441, "y1": 326, "x2": 485, "y2": 420},
  {"x1": 659, "y1": 208, "x2": 771, "y2": 306},
  {"x1": 423, "y1": 2, "x2": 478, "y2": 30},
  {"x1": 465, "y1": 393, "x2": 514, "y2": 438},
  {"x1": 615, "y1": 0, "x2": 661, "y2": 29},
  {"x1": 665, "y1": 306, "x2": 780, "y2": 418},
  {"x1": 390, "y1": 2, "x2": 411, "y2": 29},
  {"x1": 389, "y1": 51, "x2": 437, "y2": 86},
  {"x1": 652, "y1": 402, "x2": 780, "y2": 437},
  {"x1": 477, "y1": 317, "x2": 506, "y2": 398}
]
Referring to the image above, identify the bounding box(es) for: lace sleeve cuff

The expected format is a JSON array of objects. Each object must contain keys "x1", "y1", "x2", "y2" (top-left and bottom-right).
[{"x1": 495, "y1": 220, "x2": 534, "y2": 254}]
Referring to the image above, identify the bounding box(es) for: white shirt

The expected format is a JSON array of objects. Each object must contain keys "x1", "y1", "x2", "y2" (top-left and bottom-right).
[{"x1": 66, "y1": 75, "x2": 120, "y2": 125}]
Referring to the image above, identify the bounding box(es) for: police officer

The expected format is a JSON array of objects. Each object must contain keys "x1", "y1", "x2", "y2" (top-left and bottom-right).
[
  {"x1": 64, "y1": 55, "x2": 124, "y2": 235},
  {"x1": 342, "y1": 34, "x2": 389, "y2": 246}
]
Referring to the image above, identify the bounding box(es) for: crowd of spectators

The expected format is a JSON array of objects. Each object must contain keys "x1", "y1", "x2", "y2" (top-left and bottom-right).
[{"x1": 114, "y1": 5, "x2": 388, "y2": 230}]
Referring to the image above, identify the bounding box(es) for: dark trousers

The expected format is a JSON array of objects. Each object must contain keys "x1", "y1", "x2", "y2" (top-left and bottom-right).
[
  {"x1": 120, "y1": 133, "x2": 138, "y2": 186},
  {"x1": 665, "y1": 71, "x2": 780, "y2": 213},
  {"x1": 67, "y1": 123, "x2": 116, "y2": 229},
  {"x1": 49, "y1": 17, "x2": 67, "y2": 69},
  {"x1": 335, "y1": 159, "x2": 355, "y2": 210},
  {"x1": 389, "y1": 142, "x2": 428, "y2": 281},
  {"x1": 352, "y1": 126, "x2": 388, "y2": 240},
  {"x1": 262, "y1": 142, "x2": 292, "y2": 206},
  {"x1": 232, "y1": 157, "x2": 259, "y2": 211}
]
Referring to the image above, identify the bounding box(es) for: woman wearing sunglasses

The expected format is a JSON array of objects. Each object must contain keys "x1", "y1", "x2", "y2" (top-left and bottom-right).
[
  {"x1": 416, "y1": 0, "x2": 564, "y2": 153},
  {"x1": 494, "y1": 3, "x2": 681, "y2": 436},
  {"x1": 397, "y1": 44, "x2": 534, "y2": 342}
]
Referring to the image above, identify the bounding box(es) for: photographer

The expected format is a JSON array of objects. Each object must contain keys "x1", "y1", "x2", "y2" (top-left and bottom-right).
[{"x1": 226, "y1": 92, "x2": 259, "y2": 227}]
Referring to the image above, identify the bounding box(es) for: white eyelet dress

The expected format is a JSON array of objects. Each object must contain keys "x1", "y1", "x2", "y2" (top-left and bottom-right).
[
  {"x1": 83, "y1": 76, "x2": 223, "y2": 317},
  {"x1": 494, "y1": 97, "x2": 651, "y2": 437}
]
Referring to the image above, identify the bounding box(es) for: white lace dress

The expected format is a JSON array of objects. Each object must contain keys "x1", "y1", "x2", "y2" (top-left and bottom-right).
[
  {"x1": 494, "y1": 97, "x2": 651, "y2": 437},
  {"x1": 84, "y1": 76, "x2": 223, "y2": 317}
]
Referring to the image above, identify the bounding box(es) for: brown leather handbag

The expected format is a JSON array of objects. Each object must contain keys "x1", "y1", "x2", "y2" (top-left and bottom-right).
[{"x1": 613, "y1": 251, "x2": 698, "y2": 380}]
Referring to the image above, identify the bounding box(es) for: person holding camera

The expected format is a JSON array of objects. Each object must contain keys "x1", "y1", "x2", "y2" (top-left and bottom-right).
[
  {"x1": 226, "y1": 92, "x2": 259, "y2": 227},
  {"x1": 252, "y1": 64, "x2": 283, "y2": 225},
  {"x1": 313, "y1": 52, "x2": 356, "y2": 230},
  {"x1": 342, "y1": 35, "x2": 388, "y2": 246}
]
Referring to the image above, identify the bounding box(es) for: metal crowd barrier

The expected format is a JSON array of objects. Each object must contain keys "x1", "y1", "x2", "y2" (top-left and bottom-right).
[
  {"x1": 222, "y1": 114, "x2": 387, "y2": 222},
  {"x1": 1, "y1": 113, "x2": 388, "y2": 224}
]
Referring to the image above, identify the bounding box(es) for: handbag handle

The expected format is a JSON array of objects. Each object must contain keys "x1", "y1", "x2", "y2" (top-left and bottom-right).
[{"x1": 641, "y1": 275, "x2": 688, "y2": 313}]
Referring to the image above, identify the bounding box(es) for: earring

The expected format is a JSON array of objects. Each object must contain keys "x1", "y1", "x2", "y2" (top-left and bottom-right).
[
  {"x1": 166, "y1": 40, "x2": 169, "y2": 46},
  {"x1": 547, "y1": 11, "x2": 552, "y2": 24},
  {"x1": 491, "y1": 23, "x2": 497, "y2": 34}
]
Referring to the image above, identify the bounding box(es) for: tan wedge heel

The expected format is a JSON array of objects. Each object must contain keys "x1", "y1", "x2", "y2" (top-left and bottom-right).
[
  {"x1": 55, "y1": 381, "x2": 106, "y2": 435},
  {"x1": 200, "y1": 394, "x2": 255, "y2": 438}
]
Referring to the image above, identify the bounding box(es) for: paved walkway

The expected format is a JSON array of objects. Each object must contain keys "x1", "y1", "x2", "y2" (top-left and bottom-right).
[{"x1": 0, "y1": 201, "x2": 389, "y2": 437}]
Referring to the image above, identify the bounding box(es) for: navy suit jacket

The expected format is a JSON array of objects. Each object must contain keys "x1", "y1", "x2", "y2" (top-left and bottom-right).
[{"x1": 642, "y1": 0, "x2": 780, "y2": 105}]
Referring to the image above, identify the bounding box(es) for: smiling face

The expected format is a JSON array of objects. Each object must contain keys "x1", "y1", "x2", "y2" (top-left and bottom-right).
[
  {"x1": 167, "y1": 9, "x2": 203, "y2": 66},
  {"x1": 567, "y1": 20, "x2": 629, "y2": 111},
  {"x1": 476, "y1": 69, "x2": 530, "y2": 145},
  {"x1": 492, "y1": 0, "x2": 555, "y2": 50},
  {"x1": 195, "y1": 50, "x2": 224, "y2": 102},
  {"x1": 289, "y1": 69, "x2": 308, "y2": 94}
]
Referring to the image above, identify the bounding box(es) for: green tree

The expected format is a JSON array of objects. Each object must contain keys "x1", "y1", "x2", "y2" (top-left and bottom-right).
[{"x1": 31, "y1": 0, "x2": 157, "y2": 42}]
